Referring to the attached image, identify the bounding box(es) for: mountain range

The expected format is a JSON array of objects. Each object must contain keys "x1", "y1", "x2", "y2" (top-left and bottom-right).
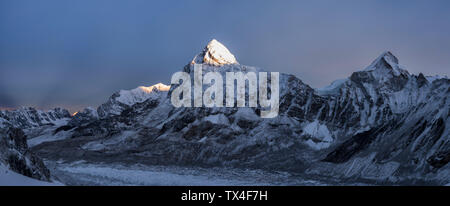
[{"x1": 0, "y1": 39, "x2": 448, "y2": 185}]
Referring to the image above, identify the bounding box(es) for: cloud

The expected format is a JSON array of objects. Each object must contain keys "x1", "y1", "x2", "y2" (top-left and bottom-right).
[{"x1": 0, "y1": 91, "x2": 17, "y2": 108}]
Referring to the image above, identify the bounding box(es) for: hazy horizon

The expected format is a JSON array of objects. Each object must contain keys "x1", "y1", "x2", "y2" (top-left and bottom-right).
[{"x1": 1, "y1": 0, "x2": 450, "y2": 112}]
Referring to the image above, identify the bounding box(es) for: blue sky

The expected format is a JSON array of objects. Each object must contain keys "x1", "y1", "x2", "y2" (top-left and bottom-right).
[{"x1": 1, "y1": 0, "x2": 449, "y2": 112}]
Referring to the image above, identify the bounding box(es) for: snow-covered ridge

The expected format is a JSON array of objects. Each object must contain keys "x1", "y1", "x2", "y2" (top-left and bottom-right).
[
  {"x1": 0, "y1": 107, "x2": 71, "y2": 129},
  {"x1": 426, "y1": 75, "x2": 449, "y2": 83},
  {"x1": 317, "y1": 51, "x2": 408, "y2": 96},
  {"x1": 191, "y1": 39, "x2": 238, "y2": 66},
  {"x1": 96, "y1": 83, "x2": 171, "y2": 117},
  {"x1": 364, "y1": 51, "x2": 408, "y2": 77},
  {"x1": 316, "y1": 78, "x2": 348, "y2": 95},
  {"x1": 116, "y1": 83, "x2": 170, "y2": 106}
]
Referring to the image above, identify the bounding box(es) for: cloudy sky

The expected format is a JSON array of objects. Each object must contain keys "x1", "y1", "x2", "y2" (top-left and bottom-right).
[{"x1": 1, "y1": 0, "x2": 449, "y2": 112}]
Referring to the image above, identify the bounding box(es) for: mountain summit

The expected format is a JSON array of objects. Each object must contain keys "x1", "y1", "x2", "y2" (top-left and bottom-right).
[
  {"x1": 97, "y1": 83, "x2": 170, "y2": 117},
  {"x1": 191, "y1": 39, "x2": 238, "y2": 66},
  {"x1": 365, "y1": 51, "x2": 408, "y2": 76}
]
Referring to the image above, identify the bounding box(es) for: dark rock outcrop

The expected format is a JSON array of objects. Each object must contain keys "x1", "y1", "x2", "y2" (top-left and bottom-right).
[{"x1": 0, "y1": 127, "x2": 51, "y2": 181}]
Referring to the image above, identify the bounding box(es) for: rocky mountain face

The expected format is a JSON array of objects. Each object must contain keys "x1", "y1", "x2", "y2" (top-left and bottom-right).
[
  {"x1": 4, "y1": 40, "x2": 449, "y2": 185},
  {"x1": 307, "y1": 52, "x2": 449, "y2": 182},
  {"x1": 97, "y1": 83, "x2": 170, "y2": 118},
  {"x1": 0, "y1": 107, "x2": 71, "y2": 129},
  {"x1": 0, "y1": 108, "x2": 70, "y2": 182},
  {"x1": 0, "y1": 127, "x2": 51, "y2": 181}
]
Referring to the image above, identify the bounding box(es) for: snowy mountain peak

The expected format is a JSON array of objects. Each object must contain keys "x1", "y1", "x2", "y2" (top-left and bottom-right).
[
  {"x1": 367, "y1": 51, "x2": 398, "y2": 70},
  {"x1": 97, "y1": 83, "x2": 171, "y2": 117},
  {"x1": 380, "y1": 51, "x2": 398, "y2": 64},
  {"x1": 116, "y1": 83, "x2": 170, "y2": 106},
  {"x1": 191, "y1": 39, "x2": 238, "y2": 66},
  {"x1": 364, "y1": 51, "x2": 408, "y2": 77},
  {"x1": 136, "y1": 83, "x2": 171, "y2": 94}
]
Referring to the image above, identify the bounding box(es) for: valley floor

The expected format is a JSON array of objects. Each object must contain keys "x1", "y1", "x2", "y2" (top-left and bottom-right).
[
  {"x1": 45, "y1": 160, "x2": 341, "y2": 186},
  {"x1": 26, "y1": 128, "x2": 446, "y2": 186}
]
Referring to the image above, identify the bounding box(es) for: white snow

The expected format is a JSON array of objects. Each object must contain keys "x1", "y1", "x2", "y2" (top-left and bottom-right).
[
  {"x1": 302, "y1": 120, "x2": 334, "y2": 150},
  {"x1": 198, "y1": 136, "x2": 208, "y2": 143},
  {"x1": 49, "y1": 118, "x2": 71, "y2": 126},
  {"x1": 203, "y1": 114, "x2": 230, "y2": 125},
  {"x1": 364, "y1": 51, "x2": 409, "y2": 78},
  {"x1": 426, "y1": 75, "x2": 448, "y2": 83},
  {"x1": 78, "y1": 107, "x2": 98, "y2": 118},
  {"x1": 116, "y1": 83, "x2": 170, "y2": 106},
  {"x1": 366, "y1": 52, "x2": 396, "y2": 70},
  {"x1": 58, "y1": 164, "x2": 262, "y2": 186},
  {"x1": 81, "y1": 130, "x2": 137, "y2": 151},
  {"x1": 0, "y1": 163, "x2": 63, "y2": 186},
  {"x1": 304, "y1": 139, "x2": 331, "y2": 150},
  {"x1": 51, "y1": 162, "x2": 325, "y2": 186},
  {"x1": 28, "y1": 128, "x2": 72, "y2": 147},
  {"x1": 317, "y1": 78, "x2": 348, "y2": 95},
  {"x1": 385, "y1": 79, "x2": 429, "y2": 114},
  {"x1": 191, "y1": 39, "x2": 238, "y2": 66},
  {"x1": 234, "y1": 108, "x2": 260, "y2": 121}
]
